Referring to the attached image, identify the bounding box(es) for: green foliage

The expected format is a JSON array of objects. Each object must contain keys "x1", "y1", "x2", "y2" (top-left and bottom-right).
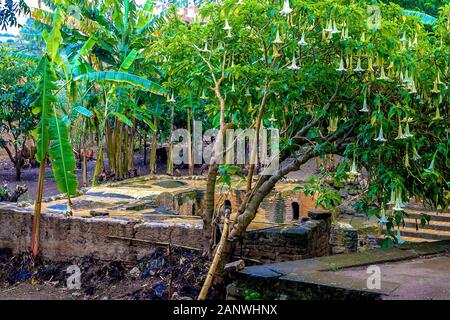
[
  {"x1": 0, "y1": 46, "x2": 37, "y2": 155},
  {"x1": 244, "y1": 289, "x2": 261, "y2": 300}
]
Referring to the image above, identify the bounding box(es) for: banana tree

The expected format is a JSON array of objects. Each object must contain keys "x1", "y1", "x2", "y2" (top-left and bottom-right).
[
  {"x1": 30, "y1": 7, "x2": 78, "y2": 258},
  {"x1": 33, "y1": 0, "x2": 166, "y2": 183}
]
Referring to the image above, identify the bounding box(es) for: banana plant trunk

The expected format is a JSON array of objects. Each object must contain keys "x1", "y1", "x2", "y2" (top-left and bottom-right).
[
  {"x1": 123, "y1": 124, "x2": 129, "y2": 178},
  {"x1": 92, "y1": 124, "x2": 104, "y2": 186},
  {"x1": 106, "y1": 119, "x2": 114, "y2": 175},
  {"x1": 149, "y1": 117, "x2": 158, "y2": 174},
  {"x1": 31, "y1": 157, "x2": 46, "y2": 258}
]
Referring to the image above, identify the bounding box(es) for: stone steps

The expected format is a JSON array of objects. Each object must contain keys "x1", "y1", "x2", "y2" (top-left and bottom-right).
[
  {"x1": 403, "y1": 218, "x2": 450, "y2": 232},
  {"x1": 384, "y1": 207, "x2": 450, "y2": 242},
  {"x1": 396, "y1": 227, "x2": 450, "y2": 241}
]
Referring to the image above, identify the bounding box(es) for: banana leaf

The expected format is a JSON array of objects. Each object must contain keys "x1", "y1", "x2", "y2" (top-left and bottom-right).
[
  {"x1": 74, "y1": 71, "x2": 165, "y2": 95},
  {"x1": 403, "y1": 10, "x2": 437, "y2": 24}
]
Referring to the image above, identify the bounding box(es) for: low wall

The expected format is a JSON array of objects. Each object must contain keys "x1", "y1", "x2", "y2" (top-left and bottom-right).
[
  {"x1": 0, "y1": 203, "x2": 206, "y2": 262},
  {"x1": 0, "y1": 203, "x2": 331, "y2": 264},
  {"x1": 240, "y1": 211, "x2": 332, "y2": 263}
]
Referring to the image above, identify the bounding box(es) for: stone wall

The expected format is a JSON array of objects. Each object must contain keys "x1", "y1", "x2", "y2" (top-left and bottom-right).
[
  {"x1": 329, "y1": 222, "x2": 358, "y2": 254},
  {"x1": 0, "y1": 203, "x2": 206, "y2": 262},
  {"x1": 0, "y1": 204, "x2": 331, "y2": 265},
  {"x1": 212, "y1": 188, "x2": 318, "y2": 224},
  {"x1": 239, "y1": 211, "x2": 332, "y2": 263}
]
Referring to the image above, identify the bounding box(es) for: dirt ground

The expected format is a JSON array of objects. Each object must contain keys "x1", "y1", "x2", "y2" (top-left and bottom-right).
[{"x1": 0, "y1": 247, "x2": 216, "y2": 300}]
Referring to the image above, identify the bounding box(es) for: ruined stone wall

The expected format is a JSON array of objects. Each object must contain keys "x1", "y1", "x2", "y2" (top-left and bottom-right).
[
  {"x1": 239, "y1": 212, "x2": 332, "y2": 263},
  {"x1": 212, "y1": 189, "x2": 317, "y2": 224},
  {"x1": 0, "y1": 204, "x2": 206, "y2": 262},
  {"x1": 0, "y1": 203, "x2": 330, "y2": 265}
]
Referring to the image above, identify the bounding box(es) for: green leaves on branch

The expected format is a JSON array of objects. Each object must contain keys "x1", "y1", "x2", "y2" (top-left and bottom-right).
[{"x1": 74, "y1": 72, "x2": 165, "y2": 95}]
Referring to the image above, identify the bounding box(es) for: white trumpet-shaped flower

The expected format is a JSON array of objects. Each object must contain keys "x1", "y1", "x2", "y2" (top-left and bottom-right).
[
  {"x1": 360, "y1": 32, "x2": 366, "y2": 42},
  {"x1": 288, "y1": 52, "x2": 300, "y2": 70},
  {"x1": 324, "y1": 19, "x2": 333, "y2": 32},
  {"x1": 331, "y1": 20, "x2": 341, "y2": 34},
  {"x1": 223, "y1": 19, "x2": 232, "y2": 31},
  {"x1": 408, "y1": 78, "x2": 417, "y2": 94},
  {"x1": 392, "y1": 189, "x2": 405, "y2": 211},
  {"x1": 298, "y1": 33, "x2": 308, "y2": 46},
  {"x1": 200, "y1": 89, "x2": 207, "y2": 100},
  {"x1": 403, "y1": 69, "x2": 411, "y2": 84},
  {"x1": 245, "y1": 88, "x2": 252, "y2": 97},
  {"x1": 425, "y1": 158, "x2": 435, "y2": 173},
  {"x1": 280, "y1": 0, "x2": 293, "y2": 16},
  {"x1": 436, "y1": 72, "x2": 443, "y2": 85},
  {"x1": 396, "y1": 230, "x2": 406, "y2": 245},
  {"x1": 268, "y1": 113, "x2": 277, "y2": 123},
  {"x1": 367, "y1": 57, "x2": 374, "y2": 72},
  {"x1": 374, "y1": 126, "x2": 387, "y2": 142},
  {"x1": 379, "y1": 206, "x2": 388, "y2": 225},
  {"x1": 349, "y1": 158, "x2": 360, "y2": 177},
  {"x1": 273, "y1": 30, "x2": 283, "y2": 44},
  {"x1": 336, "y1": 56, "x2": 347, "y2": 72},
  {"x1": 400, "y1": 31, "x2": 407, "y2": 42},
  {"x1": 202, "y1": 42, "x2": 210, "y2": 52},
  {"x1": 402, "y1": 121, "x2": 414, "y2": 138},
  {"x1": 395, "y1": 122, "x2": 404, "y2": 140},
  {"x1": 354, "y1": 57, "x2": 364, "y2": 72},
  {"x1": 387, "y1": 189, "x2": 396, "y2": 205},
  {"x1": 404, "y1": 146, "x2": 410, "y2": 168},
  {"x1": 377, "y1": 65, "x2": 388, "y2": 80},
  {"x1": 431, "y1": 80, "x2": 441, "y2": 94},
  {"x1": 432, "y1": 106, "x2": 443, "y2": 121},
  {"x1": 169, "y1": 91, "x2": 176, "y2": 103},
  {"x1": 359, "y1": 94, "x2": 369, "y2": 112},
  {"x1": 412, "y1": 33, "x2": 418, "y2": 46}
]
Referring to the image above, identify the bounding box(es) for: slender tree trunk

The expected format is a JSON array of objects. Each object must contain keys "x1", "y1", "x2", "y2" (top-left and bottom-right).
[
  {"x1": 82, "y1": 149, "x2": 88, "y2": 188},
  {"x1": 128, "y1": 121, "x2": 135, "y2": 175},
  {"x1": 92, "y1": 143, "x2": 104, "y2": 186},
  {"x1": 203, "y1": 82, "x2": 226, "y2": 248},
  {"x1": 123, "y1": 124, "x2": 129, "y2": 178},
  {"x1": 187, "y1": 107, "x2": 194, "y2": 176},
  {"x1": 31, "y1": 157, "x2": 46, "y2": 258},
  {"x1": 246, "y1": 87, "x2": 270, "y2": 192},
  {"x1": 149, "y1": 117, "x2": 158, "y2": 174},
  {"x1": 92, "y1": 122, "x2": 104, "y2": 186},
  {"x1": 143, "y1": 133, "x2": 147, "y2": 166},
  {"x1": 14, "y1": 146, "x2": 21, "y2": 182},
  {"x1": 167, "y1": 106, "x2": 174, "y2": 175},
  {"x1": 106, "y1": 120, "x2": 114, "y2": 174},
  {"x1": 198, "y1": 214, "x2": 230, "y2": 300},
  {"x1": 116, "y1": 123, "x2": 123, "y2": 180}
]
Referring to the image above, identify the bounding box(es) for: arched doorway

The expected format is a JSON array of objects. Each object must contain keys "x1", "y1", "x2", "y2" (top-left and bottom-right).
[
  {"x1": 224, "y1": 200, "x2": 232, "y2": 212},
  {"x1": 292, "y1": 202, "x2": 300, "y2": 221}
]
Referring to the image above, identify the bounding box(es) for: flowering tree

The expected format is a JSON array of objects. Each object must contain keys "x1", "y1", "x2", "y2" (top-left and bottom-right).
[{"x1": 154, "y1": 0, "x2": 449, "y2": 295}]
